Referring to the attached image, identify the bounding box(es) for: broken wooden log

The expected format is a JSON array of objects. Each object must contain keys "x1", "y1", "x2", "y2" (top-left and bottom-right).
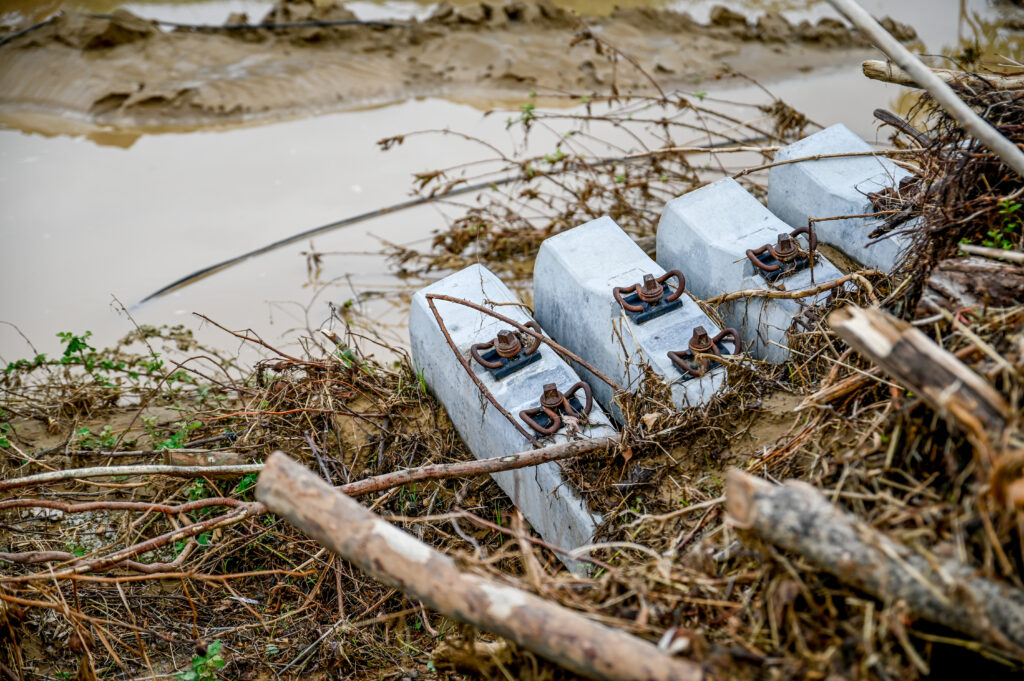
[
  {"x1": 799, "y1": 343, "x2": 980, "y2": 412},
  {"x1": 863, "y1": 59, "x2": 1024, "y2": 91},
  {"x1": 726, "y1": 469, "x2": 1024, "y2": 659},
  {"x1": 829, "y1": 306, "x2": 1009, "y2": 446},
  {"x1": 256, "y1": 451, "x2": 703, "y2": 681},
  {"x1": 918, "y1": 256, "x2": 1024, "y2": 316}
]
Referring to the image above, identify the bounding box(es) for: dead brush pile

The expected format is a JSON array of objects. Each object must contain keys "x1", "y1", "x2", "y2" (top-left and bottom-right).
[{"x1": 2, "y1": 41, "x2": 1024, "y2": 681}]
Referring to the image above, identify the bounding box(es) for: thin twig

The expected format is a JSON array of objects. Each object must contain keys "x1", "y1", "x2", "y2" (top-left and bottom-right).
[
  {"x1": 0, "y1": 464, "x2": 265, "y2": 492},
  {"x1": 703, "y1": 271, "x2": 879, "y2": 305}
]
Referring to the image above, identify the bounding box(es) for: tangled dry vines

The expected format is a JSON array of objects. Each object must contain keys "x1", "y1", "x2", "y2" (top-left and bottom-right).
[{"x1": 3, "y1": 21, "x2": 1024, "y2": 681}]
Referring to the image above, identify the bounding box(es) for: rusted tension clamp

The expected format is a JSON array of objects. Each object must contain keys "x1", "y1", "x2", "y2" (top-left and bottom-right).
[
  {"x1": 745, "y1": 226, "x2": 817, "y2": 279},
  {"x1": 519, "y1": 381, "x2": 593, "y2": 436},
  {"x1": 470, "y1": 322, "x2": 542, "y2": 370},
  {"x1": 668, "y1": 325, "x2": 741, "y2": 379},
  {"x1": 613, "y1": 271, "x2": 685, "y2": 313}
]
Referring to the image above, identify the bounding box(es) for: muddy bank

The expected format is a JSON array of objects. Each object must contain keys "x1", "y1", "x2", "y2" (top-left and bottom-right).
[{"x1": 0, "y1": 1, "x2": 915, "y2": 133}]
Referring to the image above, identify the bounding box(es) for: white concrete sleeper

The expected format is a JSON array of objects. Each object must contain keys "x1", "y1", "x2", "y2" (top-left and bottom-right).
[
  {"x1": 658, "y1": 177, "x2": 846, "y2": 363},
  {"x1": 766, "y1": 123, "x2": 912, "y2": 273},
  {"x1": 534, "y1": 216, "x2": 731, "y2": 419},
  {"x1": 409, "y1": 263, "x2": 617, "y2": 573}
]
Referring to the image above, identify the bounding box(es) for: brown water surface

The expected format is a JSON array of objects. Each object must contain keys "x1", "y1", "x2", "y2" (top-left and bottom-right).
[{"x1": 0, "y1": 0, "x2": 1020, "y2": 362}]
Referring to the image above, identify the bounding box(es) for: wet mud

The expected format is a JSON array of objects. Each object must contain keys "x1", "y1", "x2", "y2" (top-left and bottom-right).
[{"x1": 0, "y1": 0, "x2": 915, "y2": 132}]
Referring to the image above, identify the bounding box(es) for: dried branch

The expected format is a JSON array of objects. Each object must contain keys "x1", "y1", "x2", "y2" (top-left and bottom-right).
[
  {"x1": 727, "y1": 469, "x2": 1024, "y2": 659},
  {"x1": 0, "y1": 464, "x2": 265, "y2": 492},
  {"x1": 829, "y1": 306, "x2": 1009, "y2": 447},
  {"x1": 257, "y1": 451, "x2": 704, "y2": 681},
  {"x1": 828, "y1": 0, "x2": 1024, "y2": 177},
  {"x1": 1, "y1": 437, "x2": 616, "y2": 576},
  {"x1": 703, "y1": 271, "x2": 879, "y2": 305},
  {"x1": 862, "y1": 60, "x2": 1024, "y2": 91}
]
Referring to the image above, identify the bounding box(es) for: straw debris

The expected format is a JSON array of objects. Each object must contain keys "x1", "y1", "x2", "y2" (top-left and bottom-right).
[{"x1": 2, "y1": 34, "x2": 1024, "y2": 681}]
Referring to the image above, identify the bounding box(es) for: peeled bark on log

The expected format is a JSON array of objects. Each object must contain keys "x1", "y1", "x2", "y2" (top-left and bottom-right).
[
  {"x1": 918, "y1": 256, "x2": 1024, "y2": 316},
  {"x1": 163, "y1": 450, "x2": 247, "y2": 467},
  {"x1": 256, "y1": 452, "x2": 703, "y2": 681},
  {"x1": 726, "y1": 469, "x2": 1024, "y2": 659},
  {"x1": 863, "y1": 59, "x2": 1024, "y2": 91},
  {"x1": 829, "y1": 306, "x2": 1009, "y2": 441}
]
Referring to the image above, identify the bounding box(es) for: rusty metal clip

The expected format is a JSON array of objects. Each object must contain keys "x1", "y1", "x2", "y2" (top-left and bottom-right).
[
  {"x1": 470, "y1": 321, "x2": 542, "y2": 370},
  {"x1": 746, "y1": 226, "x2": 817, "y2": 277},
  {"x1": 613, "y1": 271, "x2": 685, "y2": 313},
  {"x1": 519, "y1": 381, "x2": 593, "y2": 436},
  {"x1": 667, "y1": 326, "x2": 741, "y2": 379}
]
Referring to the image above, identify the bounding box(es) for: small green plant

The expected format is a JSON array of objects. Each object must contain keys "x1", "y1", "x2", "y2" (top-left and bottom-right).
[
  {"x1": 961, "y1": 200, "x2": 1021, "y2": 252},
  {"x1": 58, "y1": 330, "x2": 95, "y2": 360},
  {"x1": 4, "y1": 353, "x2": 47, "y2": 374},
  {"x1": 336, "y1": 346, "x2": 358, "y2": 367},
  {"x1": 176, "y1": 640, "x2": 225, "y2": 681},
  {"x1": 157, "y1": 420, "x2": 202, "y2": 450},
  {"x1": 188, "y1": 479, "x2": 206, "y2": 501},
  {"x1": 0, "y1": 409, "x2": 12, "y2": 448},
  {"x1": 989, "y1": 199, "x2": 1022, "y2": 249},
  {"x1": 519, "y1": 101, "x2": 536, "y2": 125},
  {"x1": 543, "y1": 148, "x2": 565, "y2": 164},
  {"x1": 233, "y1": 473, "x2": 258, "y2": 498},
  {"x1": 76, "y1": 425, "x2": 118, "y2": 450}
]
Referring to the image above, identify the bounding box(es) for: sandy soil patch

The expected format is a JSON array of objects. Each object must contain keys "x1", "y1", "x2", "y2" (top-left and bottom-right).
[{"x1": 0, "y1": 0, "x2": 916, "y2": 132}]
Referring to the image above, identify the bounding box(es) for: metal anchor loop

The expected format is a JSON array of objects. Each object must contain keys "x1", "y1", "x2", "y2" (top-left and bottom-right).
[
  {"x1": 636, "y1": 274, "x2": 664, "y2": 304},
  {"x1": 669, "y1": 327, "x2": 742, "y2": 378},
  {"x1": 469, "y1": 321, "x2": 543, "y2": 370},
  {"x1": 494, "y1": 330, "x2": 522, "y2": 358},
  {"x1": 688, "y1": 325, "x2": 713, "y2": 353},
  {"x1": 539, "y1": 382, "x2": 564, "y2": 410},
  {"x1": 563, "y1": 381, "x2": 593, "y2": 418},
  {"x1": 746, "y1": 225, "x2": 818, "y2": 274},
  {"x1": 613, "y1": 269, "x2": 687, "y2": 313},
  {"x1": 770, "y1": 233, "x2": 799, "y2": 262},
  {"x1": 520, "y1": 381, "x2": 594, "y2": 436},
  {"x1": 521, "y1": 320, "x2": 543, "y2": 356}
]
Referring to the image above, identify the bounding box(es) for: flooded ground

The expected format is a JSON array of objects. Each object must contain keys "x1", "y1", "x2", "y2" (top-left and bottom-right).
[{"x1": 0, "y1": 0, "x2": 1021, "y2": 364}]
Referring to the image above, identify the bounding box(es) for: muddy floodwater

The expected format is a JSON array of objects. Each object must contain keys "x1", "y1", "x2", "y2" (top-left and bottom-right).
[{"x1": 0, "y1": 0, "x2": 1021, "y2": 362}]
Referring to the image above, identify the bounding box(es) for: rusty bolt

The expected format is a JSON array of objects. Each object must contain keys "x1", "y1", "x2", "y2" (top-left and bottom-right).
[
  {"x1": 494, "y1": 329, "x2": 522, "y2": 358},
  {"x1": 689, "y1": 326, "x2": 713, "y2": 353},
  {"x1": 774, "y1": 233, "x2": 798, "y2": 261},
  {"x1": 637, "y1": 273, "x2": 664, "y2": 304},
  {"x1": 540, "y1": 383, "x2": 563, "y2": 409}
]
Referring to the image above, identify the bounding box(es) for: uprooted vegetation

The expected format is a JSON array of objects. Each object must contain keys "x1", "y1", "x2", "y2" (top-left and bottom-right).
[{"x1": 3, "y1": 42, "x2": 1024, "y2": 681}]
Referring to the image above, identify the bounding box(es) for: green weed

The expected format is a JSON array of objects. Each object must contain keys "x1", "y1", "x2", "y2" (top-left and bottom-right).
[
  {"x1": 176, "y1": 640, "x2": 225, "y2": 681},
  {"x1": 76, "y1": 425, "x2": 119, "y2": 450},
  {"x1": 157, "y1": 420, "x2": 202, "y2": 450},
  {"x1": 233, "y1": 473, "x2": 258, "y2": 498},
  {"x1": 0, "y1": 409, "x2": 11, "y2": 448}
]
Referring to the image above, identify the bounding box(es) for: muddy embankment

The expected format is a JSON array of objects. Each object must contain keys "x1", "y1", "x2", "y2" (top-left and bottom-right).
[{"x1": 0, "y1": 0, "x2": 916, "y2": 133}]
